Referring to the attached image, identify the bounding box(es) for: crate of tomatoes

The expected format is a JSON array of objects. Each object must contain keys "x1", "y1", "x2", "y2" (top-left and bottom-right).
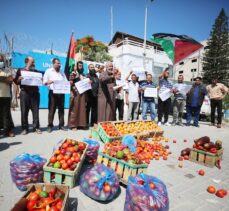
[
  {"x1": 43, "y1": 138, "x2": 88, "y2": 188},
  {"x1": 11, "y1": 183, "x2": 69, "y2": 211}
]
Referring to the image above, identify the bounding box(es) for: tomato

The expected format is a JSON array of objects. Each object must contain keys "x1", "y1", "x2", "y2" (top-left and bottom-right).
[
  {"x1": 64, "y1": 155, "x2": 71, "y2": 161},
  {"x1": 28, "y1": 192, "x2": 39, "y2": 201},
  {"x1": 149, "y1": 182, "x2": 156, "y2": 190},
  {"x1": 54, "y1": 150, "x2": 60, "y2": 155},
  {"x1": 41, "y1": 197, "x2": 53, "y2": 205},
  {"x1": 62, "y1": 163, "x2": 68, "y2": 170},
  {"x1": 178, "y1": 156, "x2": 183, "y2": 161},
  {"x1": 78, "y1": 143, "x2": 86, "y2": 150},
  {"x1": 207, "y1": 186, "x2": 216, "y2": 194},
  {"x1": 184, "y1": 155, "x2": 189, "y2": 160},
  {"x1": 50, "y1": 205, "x2": 60, "y2": 211},
  {"x1": 198, "y1": 170, "x2": 205, "y2": 176},
  {"x1": 50, "y1": 156, "x2": 57, "y2": 163},
  {"x1": 56, "y1": 200, "x2": 63, "y2": 209},
  {"x1": 74, "y1": 156, "x2": 80, "y2": 163},
  {"x1": 62, "y1": 143, "x2": 69, "y2": 149},
  {"x1": 56, "y1": 154, "x2": 64, "y2": 161},
  {"x1": 60, "y1": 160, "x2": 65, "y2": 165},
  {"x1": 173, "y1": 140, "x2": 176, "y2": 143},
  {"x1": 137, "y1": 180, "x2": 145, "y2": 185},
  {"x1": 163, "y1": 156, "x2": 167, "y2": 160},
  {"x1": 27, "y1": 200, "x2": 37, "y2": 210},
  {"x1": 67, "y1": 159, "x2": 73, "y2": 166},
  {"x1": 221, "y1": 189, "x2": 228, "y2": 196},
  {"x1": 103, "y1": 184, "x2": 111, "y2": 193},
  {"x1": 215, "y1": 190, "x2": 225, "y2": 198}
]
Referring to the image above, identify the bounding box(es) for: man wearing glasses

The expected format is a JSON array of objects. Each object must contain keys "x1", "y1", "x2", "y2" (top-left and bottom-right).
[{"x1": 186, "y1": 77, "x2": 207, "y2": 127}]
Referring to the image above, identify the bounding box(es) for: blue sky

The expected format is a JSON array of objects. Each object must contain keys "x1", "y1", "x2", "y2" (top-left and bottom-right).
[{"x1": 1, "y1": 0, "x2": 228, "y2": 54}]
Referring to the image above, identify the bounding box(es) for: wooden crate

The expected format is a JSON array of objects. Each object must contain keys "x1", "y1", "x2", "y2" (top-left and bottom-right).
[
  {"x1": 90, "y1": 128, "x2": 101, "y2": 141},
  {"x1": 189, "y1": 148, "x2": 223, "y2": 167},
  {"x1": 97, "y1": 152, "x2": 148, "y2": 185},
  {"x1": 97, "y1": 122, "x2": 122, "y2": 143},
  {"x1": 11, "y1": 183, "x2": 69, "y2": 211},
  {"x1": 43, "y1": 139, "x2": 88, "y2": 188}
]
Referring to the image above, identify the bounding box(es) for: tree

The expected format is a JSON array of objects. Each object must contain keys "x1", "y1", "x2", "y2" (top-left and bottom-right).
[
  {"x1": 202, "y1": 8, "x2": 229, "y2": 86},
  {"x1": 75, "y1": 36, "x2": 112, "y2": 62}
]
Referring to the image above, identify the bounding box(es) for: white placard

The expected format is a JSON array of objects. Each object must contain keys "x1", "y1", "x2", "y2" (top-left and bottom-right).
[
  {"x1": 177, "y1": 84, "x2": 192, "y2": 95},
  {"x1": 21, "y1": 71, "x2": 42, "y2": 86},
  {"x1": 116, "y1": 79, "x2": 128, "y2": 90},
  {"x1": 159, "y1": 88, "x2": 172, "y2": 101},
  {"x1": 133, "y1": 70, "x2": 146, "y2": 81},
  {"x1": 144, "y1": 87, "x2": 158, "y2": 98},
  {"x1": 75, "y1": 78, "x2": 92, "y2": 94},
  {"x1": 53, "y1": 80, "x2": 70, "y2": 94}
]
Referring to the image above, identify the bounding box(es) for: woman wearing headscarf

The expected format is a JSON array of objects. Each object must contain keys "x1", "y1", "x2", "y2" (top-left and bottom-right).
[{"x1": 68, "y1": 61, "x2": 87, "y2": 130}]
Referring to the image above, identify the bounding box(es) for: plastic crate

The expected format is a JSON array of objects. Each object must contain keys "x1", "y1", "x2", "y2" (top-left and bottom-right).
[
  {"x1": 189, "y1": 148, "x2": 223, "y2": 167},
  {"x1": 11, "y1": 183, "x2": 69, "y2": 211},
  {"x1": 43, "y1": 139, "x2": 88, "y2": 188},
  {"x1": 90, "y1": 128, "x2": 101, "y2": 141},
  {"x1": 97, "y1": 152, "x2": 148, "y2": 185}
]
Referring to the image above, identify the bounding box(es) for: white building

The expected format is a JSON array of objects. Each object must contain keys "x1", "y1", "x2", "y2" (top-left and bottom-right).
[
  {"x1": 108, "y1": 32, "x2": 173, "y2": 80},
  {"x1": 173, "y1": 40, "x2": 207, "y2": 82}
]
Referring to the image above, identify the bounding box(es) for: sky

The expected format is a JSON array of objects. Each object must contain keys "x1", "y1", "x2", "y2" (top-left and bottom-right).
[{"x1": 1, "y1": 0, "x2": 228, "y2": 54}]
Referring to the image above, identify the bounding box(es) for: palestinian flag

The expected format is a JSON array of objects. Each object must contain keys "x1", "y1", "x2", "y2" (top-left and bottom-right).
[
  {"x1": 64, "y1": 33, "x2": 76, "y2": 80},
  {"x1": 151, "y1": 33, "x2": 203, "y2": 64}
]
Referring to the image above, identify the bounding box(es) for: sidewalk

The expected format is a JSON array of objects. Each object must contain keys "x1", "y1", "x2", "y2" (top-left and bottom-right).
[{"x1": 0, "y1": 109, "x2": 229, "y2": 211}]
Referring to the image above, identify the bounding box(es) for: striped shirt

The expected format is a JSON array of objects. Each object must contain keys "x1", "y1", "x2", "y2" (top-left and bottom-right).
[
  {"x1": 140, "y1": 81, "x2": 157, "y2": 101},
  {"x1": 159, "y1": 78, "x2": 173, "y2": 94}
]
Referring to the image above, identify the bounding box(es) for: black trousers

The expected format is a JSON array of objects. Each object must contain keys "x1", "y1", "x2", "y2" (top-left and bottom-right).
[
  {"x1": 48, "y1": 91, "x2": 64, "y2": 128},
  {"x1": 86, "y1": 96, "x2": 98, "y2": 126},
  {"x1": 0, "y1": 97, "x2": 14, "y2": 133},
  {"x1": 158, "y1": 98, "x2": 171, "y2": 123},
  {"x1": 210, "y1": 99, "x2": 223, "y2": 124},
  {"x1": 20, "y1": 90, "x2": 40, "y2": 130},
  {"x1": 115, "y1": 99, "x2": 124, "y2": 120}
]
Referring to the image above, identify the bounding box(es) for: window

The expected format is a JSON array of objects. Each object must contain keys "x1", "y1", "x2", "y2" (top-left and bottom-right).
[
  {"x1": 192, "y1": 59, "x2": 197, "y2": 63},
  {"x1": 179, "y1": 70, "x2": 183, "y2": 74},
  {"x1": 191, "y1": 69, "x2": 197, "y2": 72},
  {"x1": 179, "y1": 62, "x2": 184, "y2": 65}
]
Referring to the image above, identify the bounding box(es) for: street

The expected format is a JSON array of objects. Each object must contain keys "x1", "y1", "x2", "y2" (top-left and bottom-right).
[{"x1": 0, "y1": 108, "x2": 229, "y2": 211}]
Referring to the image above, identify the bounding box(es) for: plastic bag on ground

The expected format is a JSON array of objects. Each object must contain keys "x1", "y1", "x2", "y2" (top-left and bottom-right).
[
  {"x1": 124, "y1": 173, "x2": 169, "y2": 211},
  {"x1": 83, "y1": 138, "x2": 100, "y2": 162},
  {"x1": 122, "y1": 135, "x2": 137, "y2": 152},
  {"x1": 10, "y1": 153, "x2": 46, "y2": 191},
  {"x1": 80, "y1": 164, "x2": 119, "y2": 201}
]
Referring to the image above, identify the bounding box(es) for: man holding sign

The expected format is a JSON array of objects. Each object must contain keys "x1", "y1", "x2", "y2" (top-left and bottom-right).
[
  {"x1": 14, "y1": 56, "x2": 41, "y2": 135},
  {"x1": 140, "y1": 74, "x2": 157, "y2": 120},
  {"x1": 43, "y1": 58, "x2": 67, "y2": 132}
]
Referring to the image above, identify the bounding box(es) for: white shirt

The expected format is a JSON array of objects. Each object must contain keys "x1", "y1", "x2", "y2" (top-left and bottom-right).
[
  {"x1": 0, "y1": 68, "x2": 12, "y2": 98},
  {"x1": 127, "y1": 81, "x2": 139, "y2": 102},
  {"x1": 43, "y1": 67, "x2": 67, "y2": 90}
]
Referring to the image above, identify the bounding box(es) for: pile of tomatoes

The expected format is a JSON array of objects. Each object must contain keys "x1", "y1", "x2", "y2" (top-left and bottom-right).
[
  {"x1": 48, "y1": 139, "x2": 87, "y2": 171},
  {"x1": 26, "y1": 187, "x2": 65, "y2": 211},
  {"x1": 100, "y1": 122, "x2": 121, "y2": 137},
  {"x1": 207, "y1": 186, "x2": 227, "y2": 198}
]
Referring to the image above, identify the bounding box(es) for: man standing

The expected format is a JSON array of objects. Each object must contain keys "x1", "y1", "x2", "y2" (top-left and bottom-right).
[
  {"x1": 158, "y1": 68, "x2": 173, "y2": 126},
  {"x1": 14, "y1": 56, "x2": 41, "y2": 135},
  {"x1": 115, "y1": 71, "x2": 125, "y2": 121},
  {"x1": 207, "y1": 79, "x2": 228, "y2": 128},
  {"x1": 97, "y1": 62, "x2": 116, "y2": 122},
  {"x1": 43, "y1": 58, "x2": 67, "y2": 132},
  {"x1": 186, "y1": 77, "x2": 207, "y2": 127},
  {"x1": 140, "y1": 74, "x2": 157, "y2": 121},
  {"x1": 0, "y1": 54, "x2": 15, "y2": 137},
  {"x1": 125, "y1": 71, "x2": 140, "y2": 121},
  {"x1": 172, "y1": 75, "x2": 186, "y2": 126},
  {"x1": 86, "y1": 64, "x2": 99, "y2": 126}
]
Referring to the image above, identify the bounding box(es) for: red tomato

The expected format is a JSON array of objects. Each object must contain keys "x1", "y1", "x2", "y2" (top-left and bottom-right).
[
  {"x1": 72, "y1": 152, "x2": 78, "y2": 157},
  {"x1": 78, "y1": 143, "x2": 86, "y2": 151},
  {"x1": 70, "y1": 157, "x2": 75, "y2": 161},
  {"x1": 207, "y1": 186, "x2": 216, "y2": 194},
  {"x1": 149, "y1": 182, "x2": 156, "y2": 190},
  {"x1": 50, "y1": 156, "x2": 57, "y2": 163},
  {"x1": 56, "y1": 154, "x2": 64, "y2": 161},
  {"x1": 163, "y1": 156, "x2": 167, "y2": 160},
  {"x1": 184, "y1": 155, "x2": 189, "y2": 160},
  {"x1": 27, "y1": 200, "x2": 37, "y2": 210},
  {"x1": 215, "y1": 190, "x2": 225, "y2": 198},
  {"x1": 49, "y1": 206, "x2": 60, "y2": 211},
  {"x1": 67, "y1": 159, "x2": 73, "y2": 166},
  {"x1": 103, "y1": 184, "x2": 111, "y2": 193},
  {"x1": 56, "y1": 200, "x2": 63, "y2": 209},
  {"x1": 198, "y1": 170, "x2": 205, "y2": 176},
  {"x1": 28, "y1": 192, "x2": 39, "y2": 201},
  {"x1": 62, "y1": 163, "x2": 68, "y2": 170},
  {"x1": 62, "y1": 143, "x2": 68, "y2": 149},
  {"x1": 64, "y1": 155, "x2": 70, "y2": 161},
  {"x1": 41, "y1": 197, "x2": 53, "y2": 205},
  {"x1": 74, "y1": 156, "x2": 80, "y2": 163}
]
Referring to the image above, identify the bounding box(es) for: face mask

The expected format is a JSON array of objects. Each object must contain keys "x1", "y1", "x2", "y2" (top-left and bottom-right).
[{"x1": 0, "y1": 62, "x2": 4, "y2": 68}]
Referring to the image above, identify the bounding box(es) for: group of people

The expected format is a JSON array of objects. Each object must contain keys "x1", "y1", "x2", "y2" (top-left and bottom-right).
[{"x1": 0, "y1": 53, "x2": 228, "y2": 138}]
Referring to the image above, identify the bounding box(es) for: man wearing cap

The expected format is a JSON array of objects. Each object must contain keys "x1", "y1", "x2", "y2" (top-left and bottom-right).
[
  {"x1": 186, "y1": 77, "x2": 207, "y2": 127},
  {"x1": 207, "y1": 79, "x2": 228, "y2": 128}
]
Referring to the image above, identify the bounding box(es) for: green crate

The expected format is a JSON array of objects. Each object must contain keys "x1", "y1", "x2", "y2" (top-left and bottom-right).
[
  {"x1": 90, "y1": 128, "x2": 101, "y2": 141},
  {"x1": 97, "y1": 152, "x2": 148, "y2": 185},
  {"x1": 43, "y1": 139, "x2": 88, "y2": 188},
  {"x1": 97, "y1": 122, "x2": 122, "y2": 143}
]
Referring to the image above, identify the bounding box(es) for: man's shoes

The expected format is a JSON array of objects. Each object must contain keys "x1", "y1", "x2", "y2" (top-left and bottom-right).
[
  {"x1": 217, "y1": 124, "x2": 221, "y2": 128},
  {"x1": 171, "y1": 121, "x2": 177, "y2": 126},
  {"x1": 177, "y1": 122, "x2": 184, "y2": 126},
  {"x1": 158, "y1": 122, "x2": 162, "y2": 126},
  {"x1": 210, "y1": 123, "x2": 215, "y2": 126},
  {"x1": 164, "y1": 122, "x2": 171, "y2": 126},
  {"x1": 5, "y1": 131, "x2": 15, "y2": 137},
  {"x1": 21, "y1": 130, "x2": 28, "y2": 135},
  {"x1": 47, "y1": 127, "x2": 52, "y2": 133},
  {"x1": 59, "y1": 126, "x2": 67, "y2": 131},
  {"x1": 186, "y1": 123, "x2": 191, "y2": 126},
  {"x1": 33, "y1": 128, "x2": 42, "y2": 134},
  {"x1": 193, "y1": 124, "x2": 199, "y2": 127}
]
